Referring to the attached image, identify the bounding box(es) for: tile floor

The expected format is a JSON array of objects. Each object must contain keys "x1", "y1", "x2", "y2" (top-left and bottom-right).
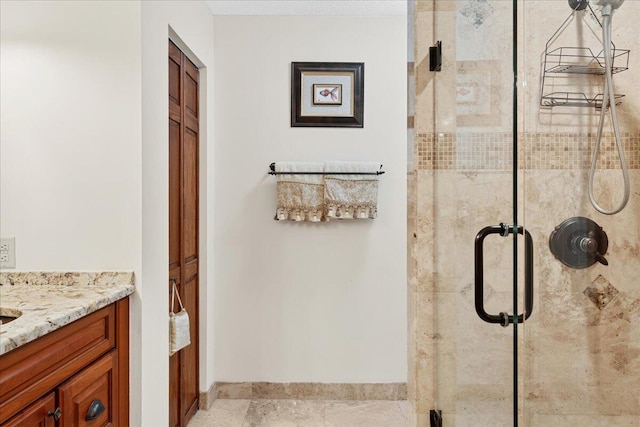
[{"x1": 187, "y1": 399, "x2": 409, "y2": 427}]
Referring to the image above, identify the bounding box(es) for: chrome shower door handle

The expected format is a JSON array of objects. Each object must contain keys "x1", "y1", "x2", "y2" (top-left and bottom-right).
[{"x1": 474, "y1": 223, "x2": 534, "y2": 325}]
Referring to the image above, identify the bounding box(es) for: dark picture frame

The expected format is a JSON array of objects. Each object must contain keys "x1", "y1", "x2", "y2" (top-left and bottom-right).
[{"x1": 291, "y1": 62, "x2": 364, "y2": 128}]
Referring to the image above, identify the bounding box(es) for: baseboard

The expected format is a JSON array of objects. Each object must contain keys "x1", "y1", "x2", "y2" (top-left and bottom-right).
[
  {"x1": 199, "y1": 382, "x2": 216, "y2": 410},
  {"x1": 214, "y1": 382, "x2": 407, "y2": 400}
]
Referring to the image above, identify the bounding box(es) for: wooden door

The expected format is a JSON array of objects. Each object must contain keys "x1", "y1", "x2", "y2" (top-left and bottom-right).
[{"x1": 168, "y1": 40, "x2": 200, "y2": 427}]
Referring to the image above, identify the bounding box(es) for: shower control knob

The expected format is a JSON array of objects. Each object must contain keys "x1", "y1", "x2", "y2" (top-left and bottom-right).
[
  {"x1": 577, "y1": 235, "x2": 598, "y2": 253},
  {"x1": 549, "y1": 217, "x2": 609, "y2": 269},
  {"x1": 576, "y1": 233, "x2": 609, "y2": 265}
]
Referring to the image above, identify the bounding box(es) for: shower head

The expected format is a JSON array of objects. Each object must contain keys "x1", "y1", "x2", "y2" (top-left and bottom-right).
[
  {"x1": 591, "y1": 0, "x2": 625, "y2": 15},
  {"x1": 568, "y1": 0, "x2": 625, "y2": 14},
  {"x1": 591, "y1": 0, "x2": 625, "y2": 9}
]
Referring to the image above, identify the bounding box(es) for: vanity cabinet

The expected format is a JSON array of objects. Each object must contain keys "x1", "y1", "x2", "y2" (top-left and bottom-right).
[{"x1": 0, "y1": 299, "x2": 129, "y2": 427}]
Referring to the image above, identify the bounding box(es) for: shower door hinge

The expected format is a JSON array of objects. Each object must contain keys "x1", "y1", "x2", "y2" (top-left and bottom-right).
[
  {"x1": 429, "y1": 41, "x2": 442, "y2": 72},
  {"x1": 430, "y1": 409, "x2": 443, "y2": 427}
]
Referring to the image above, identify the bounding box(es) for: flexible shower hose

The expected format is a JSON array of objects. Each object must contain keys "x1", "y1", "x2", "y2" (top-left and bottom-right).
[{"x1": 588, "y1": 8, "x2": 630, "y2": 215}]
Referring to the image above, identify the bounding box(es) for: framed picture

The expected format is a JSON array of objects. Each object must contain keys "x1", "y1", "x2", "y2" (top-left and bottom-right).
[{"x1": 291, "y1": 62, "x2": 364, "y2": 128}]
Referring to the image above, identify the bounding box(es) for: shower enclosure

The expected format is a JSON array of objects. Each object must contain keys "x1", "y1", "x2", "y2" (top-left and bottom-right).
[{"x1": 408, "y1": 0, "x2": 640, "y2": 425}]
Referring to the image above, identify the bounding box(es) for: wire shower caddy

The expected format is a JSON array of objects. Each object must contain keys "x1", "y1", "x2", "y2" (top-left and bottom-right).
[{"x1": 540, "y1": 3, "x2": 630, "y2": 109}]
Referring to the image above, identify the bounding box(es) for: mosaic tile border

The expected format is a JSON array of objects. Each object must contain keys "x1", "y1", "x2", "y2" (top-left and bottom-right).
[
  {"x1": 215, "y1": 382, "x2": 407, "y2": 401},
  {"x1": 415, "y1": 132, "x2": 640, "y2": 170}
]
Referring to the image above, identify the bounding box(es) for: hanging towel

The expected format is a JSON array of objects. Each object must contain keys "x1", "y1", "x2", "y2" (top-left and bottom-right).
[
  {"x1": 324, "y1": 161, "x2": 380, "y2": 220},
  {"x1": 274, "y1": 162, "x2": 325, "y2": 222}
]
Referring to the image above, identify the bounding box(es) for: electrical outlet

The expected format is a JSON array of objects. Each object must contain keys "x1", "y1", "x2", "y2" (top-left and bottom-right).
[{"x1": 0, "y1": 237, "x2": 16, "y2": 269}]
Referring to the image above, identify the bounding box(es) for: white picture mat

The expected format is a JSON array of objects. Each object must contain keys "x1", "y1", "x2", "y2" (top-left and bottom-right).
[{"x1": 301, "y1": 72, "x2": 354, "y2": 117}]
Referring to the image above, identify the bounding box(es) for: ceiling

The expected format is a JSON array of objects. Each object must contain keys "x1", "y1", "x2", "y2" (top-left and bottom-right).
[{"x1": 204, "y1": 0, "x2": 407, "y2": 16}]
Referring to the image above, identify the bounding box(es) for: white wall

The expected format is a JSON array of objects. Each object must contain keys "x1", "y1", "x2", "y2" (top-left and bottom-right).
[
  {"x1": 213, "y1": 16, "x2": 407, "y2": 382},
  {"x1": 0, "y1": 0, "x2": 142, "y2": 270}
]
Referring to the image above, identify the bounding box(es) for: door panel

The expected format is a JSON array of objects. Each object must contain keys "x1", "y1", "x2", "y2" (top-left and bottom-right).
[
  {"x1": 428, "y1": 1, "x2": 519, "y2": 425},
  {"x1": 183, "y1": 129, "x2": 198, "y2": 262},
  {"x1": 180, "y1": 275, "x2": 199, "y2": 421},
  {"x1": 169, "y1": 120, "x2": 181, "y2": 270},
  {"x1": 168, "y1": 39, "x2": 200, "y2": 427},
  {"x1": 168, "y1": 63, "x2": 181, "y2": 107}
]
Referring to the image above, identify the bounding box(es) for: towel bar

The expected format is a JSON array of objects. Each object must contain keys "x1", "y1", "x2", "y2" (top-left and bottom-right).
[{"x1": 268, "y1": 162, "x2": 385, "y2": 175}]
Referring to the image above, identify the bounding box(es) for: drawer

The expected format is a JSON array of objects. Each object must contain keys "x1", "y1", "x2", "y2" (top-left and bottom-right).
[
  {"x1": 0, "y1": 305, "x2": 115, "y2": 424},
  {"x1": 59, "y1": 351, "x2": 118, "y2": 427},
  {"x1": 1, "y1": 392, "x2": 56, "y2": 427}
]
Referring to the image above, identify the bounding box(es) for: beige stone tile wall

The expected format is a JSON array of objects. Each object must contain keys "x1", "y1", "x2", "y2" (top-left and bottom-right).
[{"x1": 409, "y1": 170, "x2": 640, "y2": 425}]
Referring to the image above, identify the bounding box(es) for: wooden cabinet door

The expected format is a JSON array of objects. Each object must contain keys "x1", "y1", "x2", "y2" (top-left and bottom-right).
[
  {"x1": 168, "y1": 39, "x2": 200, "y2": 427},
  {"x1": 57, "y1": 351, "x2": 118, "y2": 427},
  {"x1": 1, "y1": 392, "x2": 56, "y2": 427}
]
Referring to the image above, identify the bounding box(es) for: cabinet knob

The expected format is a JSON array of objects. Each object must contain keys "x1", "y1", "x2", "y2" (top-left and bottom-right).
[
  {"x1": 86, "y1": 399, "x2": 106, "y2": 421},
  {"x1": 47, "y1": 407, "x2": 62, "y2": 421}
]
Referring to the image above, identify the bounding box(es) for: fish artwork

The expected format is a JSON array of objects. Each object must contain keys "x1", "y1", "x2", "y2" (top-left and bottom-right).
[{"x1": 319, "y1": 87, "x2": 339, "y2": 101}]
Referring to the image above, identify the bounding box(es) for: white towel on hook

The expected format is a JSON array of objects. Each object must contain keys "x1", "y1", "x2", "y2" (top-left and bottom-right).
[
  {"x1": 324, "y1": 161, "x2": 380, "y2": 220},
  {"x1": 274, "y1": 162, "x2": 325, "y2": 222}
]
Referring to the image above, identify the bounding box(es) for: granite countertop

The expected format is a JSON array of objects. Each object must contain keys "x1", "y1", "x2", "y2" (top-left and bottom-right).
[{"x1": 0, "y1": 271, "x2": 135, "y2": 355}]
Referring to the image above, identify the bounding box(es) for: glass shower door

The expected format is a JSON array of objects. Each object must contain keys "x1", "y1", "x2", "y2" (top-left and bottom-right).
[
  {"x1": 410, "y1": 0, "x2": 639, "y2": 425},
  {"x1": 411, "y1": 0, "x2": 528, "y2": 425}
]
